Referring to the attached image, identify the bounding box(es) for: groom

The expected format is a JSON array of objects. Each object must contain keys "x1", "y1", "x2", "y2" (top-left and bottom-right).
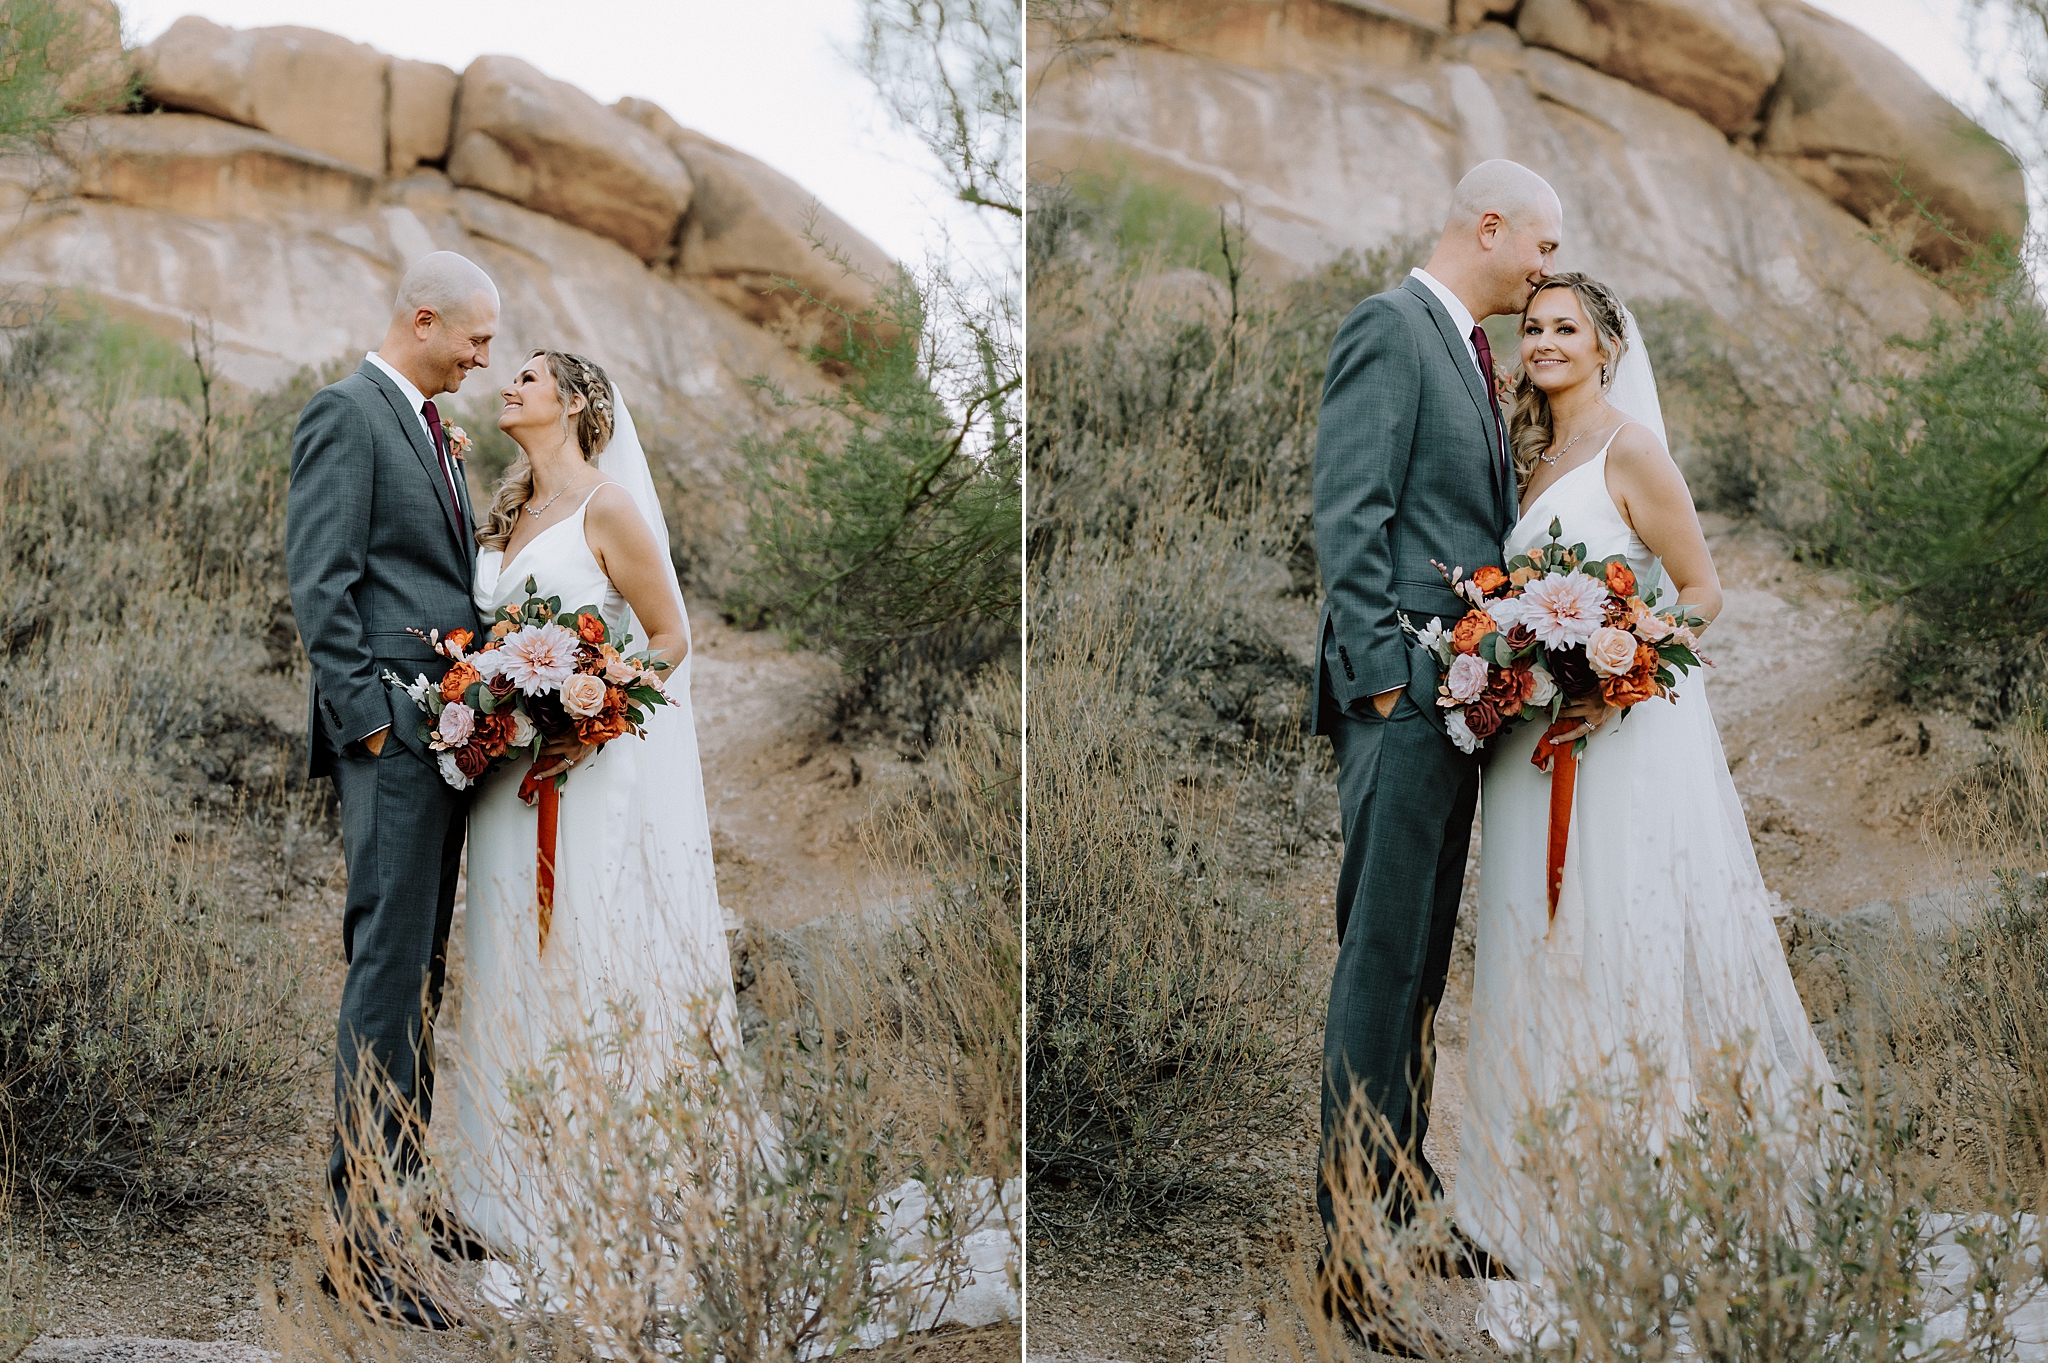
[
  {"x1": 286, "y1": 251, "x2": 497, "y2": 1328},
  {"x1": 1307, "y1": 161, "x2": 1562, "y2": 1318}
]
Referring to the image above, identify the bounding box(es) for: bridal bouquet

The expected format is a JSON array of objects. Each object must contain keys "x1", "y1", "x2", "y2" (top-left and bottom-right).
[
  {"x1": 1404, "y1": 519, "x2": 1710, "y2": 920},
  {"x1": 382, "y1": 576, "x2": 673, "y2": 794},
  {"x1": 1403, "y1": 517, "x2": 1708, "y2": 756}
]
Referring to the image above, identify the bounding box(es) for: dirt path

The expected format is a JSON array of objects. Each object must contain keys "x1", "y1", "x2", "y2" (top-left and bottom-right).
[
  {"x1": 14, "y1": 621, "x2": 1010, "y2": 1362},
  {"x1": 1028, "y1": 516, "x2": 1992, "y2": 1363}
]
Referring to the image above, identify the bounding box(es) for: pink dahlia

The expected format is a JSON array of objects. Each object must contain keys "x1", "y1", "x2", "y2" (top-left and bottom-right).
[
  {"x1": 1518, "y1": 571, "x2": 1609, "y2": 650},
  {"x1": 495, "y1": 622, "x2": 580, "y2": 696}
]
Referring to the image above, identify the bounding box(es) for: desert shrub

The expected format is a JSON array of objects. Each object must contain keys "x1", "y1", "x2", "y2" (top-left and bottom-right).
[
  {"x1": 0, "y1": 695, "x2": 301, "y2": 1215},
  {"x1": 1025, "y1": 600, "x2": 1318, "y2": 1214},
  {"x1": 1799, "y1": 286, "x2": 2048, "y2": 720},
  {"x1": 732, "y1": 271, "x2": 1021, "y2": 744}
]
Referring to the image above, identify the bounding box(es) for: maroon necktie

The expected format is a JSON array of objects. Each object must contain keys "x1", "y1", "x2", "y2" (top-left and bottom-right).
[
  {"x1": 1469, "y1": 325, "x2": 1509, "y2": 494},
  {"x1": 419, "y1": 399, "x2": 463, "y2": 532}
]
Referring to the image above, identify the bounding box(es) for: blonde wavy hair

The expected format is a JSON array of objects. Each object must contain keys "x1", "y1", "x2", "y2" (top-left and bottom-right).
[
  {"x1": 477, "y1": 349, "x2": 616, "y2": 551},
  {"x1": 1506, "y1": 272, "x2": 1629, "y2": 495}
]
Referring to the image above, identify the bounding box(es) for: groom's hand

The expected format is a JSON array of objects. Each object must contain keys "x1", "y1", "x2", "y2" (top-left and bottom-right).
[
  {"x1": 362, "y1": 727, "x2": 388, "y2": 756},
  {"x1": 1370, "y1": 687, "x2": 1402, "y2": 718}
]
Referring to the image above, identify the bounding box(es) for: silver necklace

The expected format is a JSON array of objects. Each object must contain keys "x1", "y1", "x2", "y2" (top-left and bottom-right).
[
  {"x1": 1540, "y1": 417, "x2": 1612, "y2": 466},
  {"x1": 525, "y1": 480, "x2": 575, "y2": 518}
]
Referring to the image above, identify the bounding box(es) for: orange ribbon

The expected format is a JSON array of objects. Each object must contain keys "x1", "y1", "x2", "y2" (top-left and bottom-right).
[
  {"x1": 518, "y1": 763, "x2": 559, "y2": 953},
  {"x1": 1530, "y1": 719, "x2": 1580, "y2": 925}
]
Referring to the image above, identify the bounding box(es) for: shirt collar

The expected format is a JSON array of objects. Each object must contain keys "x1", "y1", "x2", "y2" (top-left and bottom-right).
[
  {"x1": 1409, "y1": 267, "x2": 1477, "y2": 341},
  {"x1": 366, "y1": 350, "x2": 431, "y2": 415}
]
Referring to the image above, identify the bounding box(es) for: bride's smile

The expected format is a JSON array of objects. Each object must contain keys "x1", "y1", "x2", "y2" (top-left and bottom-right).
[{"x1": 1519, "y1": 293, "x2": 1604, "y2": 397}]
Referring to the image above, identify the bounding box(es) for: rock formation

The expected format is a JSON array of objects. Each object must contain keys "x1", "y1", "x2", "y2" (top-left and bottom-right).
[
  {"x1": 0, "y1": 7, "x2": 901, "y2": 590},
  {"x1": 1030, "y1": 0, "x2": 2026, "y2": 407}
]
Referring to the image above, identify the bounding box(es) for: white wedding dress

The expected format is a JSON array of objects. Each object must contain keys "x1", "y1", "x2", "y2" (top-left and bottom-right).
[
  {"x1": 448, "y1": 477, "x2": 742, "y2": 1268},
  {"x1": 442, "y1": 389, "x2": 1020, "y2": 1345},
  {"x1": 1454, "y1": 425, "x2": 1839, "y2": 1338}
]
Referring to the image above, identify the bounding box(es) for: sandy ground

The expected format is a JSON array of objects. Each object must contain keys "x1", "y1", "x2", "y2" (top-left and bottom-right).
[
  {"x1": 12, "y1": 617, "x2": 1014, "y2": 1363},
  {"x1": 1027, "y1": 514, "x2": 1993, "y2": 1363}
]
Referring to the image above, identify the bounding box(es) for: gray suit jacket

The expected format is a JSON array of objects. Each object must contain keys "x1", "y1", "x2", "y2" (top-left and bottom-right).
[
  {"x1": 287, "y1": 359, "x2": 482, "y2": 778},
  {"x1": 1307, "y1": 275, "x2": 1515, "y2": 736}
]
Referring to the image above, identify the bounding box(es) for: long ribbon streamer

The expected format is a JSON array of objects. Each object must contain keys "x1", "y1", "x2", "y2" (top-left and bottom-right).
[
  {"x1": 1531, "y1": 719, "x2": 1580, "y2": 926},
  {"x1": 518, "y1": 762, "x2": 559, "y2": 953}
]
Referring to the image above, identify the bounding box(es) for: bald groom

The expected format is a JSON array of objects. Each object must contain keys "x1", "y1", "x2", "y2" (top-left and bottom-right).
[
  {"x1": 286, "y1": 251, "x2": 498, "y2": 1328},
  {"x1": 1306, "y1": 160, "x2": 1562, "y2": 1340}
]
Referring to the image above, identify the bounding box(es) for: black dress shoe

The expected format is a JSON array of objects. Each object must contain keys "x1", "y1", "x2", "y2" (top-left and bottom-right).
[
  {"x1": 1431, "y1": 1223, "x2": 1513, "y2": 1280},
  {"x1": 422, "y1": 1205, "x2": 496, "y2": 1262},
  {"x1": 1317, "y1": 1256, "x2": 1432, "y2": 1358},
  {"x1": 318, "y1": 1266, "x2": 464, "y2": 1331}
]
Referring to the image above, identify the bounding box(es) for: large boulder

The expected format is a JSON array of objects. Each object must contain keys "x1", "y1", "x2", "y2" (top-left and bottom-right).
[
  {"x1": 1028, "y1": 13, "x2": 1946, "y2": 410},
  {"x1": 53, "y1": 0, "x2": 128, "y2": 112},
  {"x1": 58, "y1": 112, "x2": 379, "y2": 220},
  {"x1": 613, "y1": 97, "x2": 892, "y2": 343},
  {"x1": 447, "y1": 55, "x2": 693, "y2": 265},
  {"x1": 388, "y1": 58, "x2": 457, "y2": 176},
  {"x1": 136, "y1": 17, "x2": 389, "y2": 177},
  {"x1": 1518, "y1": 0, "x2": 1783, "y2": 135},
  {"x1": 1759, "y1": 0, "x2": 2025, "y2": 266}
]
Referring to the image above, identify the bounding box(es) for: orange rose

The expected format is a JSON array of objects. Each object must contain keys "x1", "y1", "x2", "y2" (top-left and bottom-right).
[
  {"x1": 1599, "y1": 644, "x2": 1663, "y2": 708},
  {"x1": 1605, "y1": 561, "x2": 1637, "y2": 597},
  {"x1": 1486, "y1": 663, "x2": 1536, "y2": 711},
  {"x1": 1509, "y1": 565, "x2": 1540, "y2": 588},
  {"x1": 1451, "y1": 610, "x2": 1497, "y2": 657},
  {"x1": 574, "y1": 685, "x2": 633, "y2": 745},
  {"x1": 444, "y1": 628, "x2": 474, "y2": 655},
  {"x1": 576, "y1": 612, "x2": 607, "y2": 646},
  {"x1": 490, "y1": 620, "x2": 516, "y2": 639},
  {"x1": 1471, "y1": 565, "x2": 1508, "y2": 596},
  {"x1": 440, "y1": 660, "x2": 482, "y2": 704},
  {"x1": 472, "y1": 708, "x2": 515, "y2": 758}
]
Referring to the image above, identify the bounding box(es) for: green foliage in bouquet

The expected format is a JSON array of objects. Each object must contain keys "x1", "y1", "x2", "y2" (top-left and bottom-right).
[{"x1": 1801, "y1": 287, "x2": 2048, "y2": 719}]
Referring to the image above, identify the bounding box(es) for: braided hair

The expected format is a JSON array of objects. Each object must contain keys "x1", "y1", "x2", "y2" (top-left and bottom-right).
[{"x1": 478, "y1": 350, "x2": 616, "y2": 550}]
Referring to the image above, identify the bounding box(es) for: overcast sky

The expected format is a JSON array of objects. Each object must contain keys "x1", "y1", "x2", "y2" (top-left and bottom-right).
[{"x1": 116, "y1": 0, "x2": 999, "y2": 273}]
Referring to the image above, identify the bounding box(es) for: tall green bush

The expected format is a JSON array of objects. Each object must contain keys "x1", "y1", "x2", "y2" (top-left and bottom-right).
[{"x1": 1800, "y1": 290, "x2": 2048, "y2": 718}]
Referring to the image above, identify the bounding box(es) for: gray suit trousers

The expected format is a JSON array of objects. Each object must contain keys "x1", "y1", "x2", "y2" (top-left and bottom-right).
[
  {"x1": 326, "y1": 737, "x2": 467, "y2": 1223},
  {"x1": 1317, "y1": 683, "x2": 1479, "y2": 1232}
]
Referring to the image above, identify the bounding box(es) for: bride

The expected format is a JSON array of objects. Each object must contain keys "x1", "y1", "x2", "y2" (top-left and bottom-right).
[
  {"x1": 445, "y1": 348, "x2": 743, "y2": 1288},
  {"x1": 1452, "y1": 273, "x2": 1840, "y2": 1339}
]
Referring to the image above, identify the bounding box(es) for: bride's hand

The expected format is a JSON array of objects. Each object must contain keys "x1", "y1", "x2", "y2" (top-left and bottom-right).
[
  {"x1": 1555, "y1": 696, "x2": 1617, "y2": 747},
  {"x1": 532, "y1": 734, "x2": 593, "y2": 781}
]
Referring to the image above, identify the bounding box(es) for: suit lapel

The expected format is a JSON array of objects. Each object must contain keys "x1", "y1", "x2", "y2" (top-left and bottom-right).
[
  {"x1": 1401, "y1": 277, "x2": 1512, "y2": 532},
  {"x1": 357, "y1": 360, "x2": 466, "y2": 552}
]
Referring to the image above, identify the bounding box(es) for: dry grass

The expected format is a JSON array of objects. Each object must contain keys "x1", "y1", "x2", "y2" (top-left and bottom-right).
[{"x1": 268, "y1": 669, "x2": 1022, "y2": 1359}]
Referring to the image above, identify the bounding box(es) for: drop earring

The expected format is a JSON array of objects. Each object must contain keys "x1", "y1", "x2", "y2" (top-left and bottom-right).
[{"x1": 1600, "y1": 363, "x2": 1610, "y2": 388}]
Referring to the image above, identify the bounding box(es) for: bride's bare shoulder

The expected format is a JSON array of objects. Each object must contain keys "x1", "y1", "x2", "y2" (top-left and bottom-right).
[{"x1": 1606, "y1": 419, "x2": 1674, "y2": 474}]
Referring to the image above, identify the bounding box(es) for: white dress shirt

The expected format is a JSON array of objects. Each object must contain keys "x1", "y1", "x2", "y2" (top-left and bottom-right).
[
  {"x1": 1408, "y1": 267, "x2": 1481, "y2": 373},
  {"x1": 366, "y1": 350, "x2": 463, "y2": 517}
]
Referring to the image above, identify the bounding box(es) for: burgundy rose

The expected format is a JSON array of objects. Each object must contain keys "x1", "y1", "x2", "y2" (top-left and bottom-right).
[
  {"x1": 453, "y1": 743, "x2": 491, "y2": 779},
  {"x1": 1503, "y1": 622, "x2": 1538, "y2": 653},
  {"x1": 1463, "y1": 696, "x2": 1503, "y2": 739},
  {"x1": 1548, "y1": 645, "x2": 1597, "y2": 700}
]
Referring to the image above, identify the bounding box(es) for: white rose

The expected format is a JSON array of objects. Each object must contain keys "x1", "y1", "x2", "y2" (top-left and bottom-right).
[
  {"x1": 1526, "y1": 664, "x2": 1557, "y2": 708},
  {"x1": 436, "y1": 751, "x2": 474, "y2": 790},
  {"x1": 1484, "y1": 594, "x2": 1526, "y2": 631},
  {"x1": 1586, "y1": 626, "x2": 1640, "y2": 678},
  {"x1": 508, "y1": 709, "x2": 537, "y2": 748},
  {"x1": 1443, "y1": 707, "x2": 1479, "y2": 755}
]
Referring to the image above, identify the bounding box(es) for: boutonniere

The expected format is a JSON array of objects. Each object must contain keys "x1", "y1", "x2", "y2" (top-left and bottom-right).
[{"x1": 444, "y1": 423, "x2": 473, "y2": 460}]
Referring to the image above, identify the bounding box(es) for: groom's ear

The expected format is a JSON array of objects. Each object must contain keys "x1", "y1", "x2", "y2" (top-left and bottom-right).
[{"x1": 1476, "y1": 211, "x2": 1505, "y2": 249}]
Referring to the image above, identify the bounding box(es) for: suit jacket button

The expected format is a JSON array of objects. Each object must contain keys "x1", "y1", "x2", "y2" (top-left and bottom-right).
[{"x1": 1337, "y1": 645, "x2": 1355, "y2": 681}]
